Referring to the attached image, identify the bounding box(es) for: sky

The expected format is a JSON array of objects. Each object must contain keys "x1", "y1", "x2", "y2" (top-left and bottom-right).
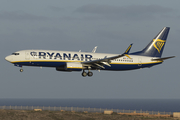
[{"x1": 0, "y1": 0, "x2": 179, "y2": 99}]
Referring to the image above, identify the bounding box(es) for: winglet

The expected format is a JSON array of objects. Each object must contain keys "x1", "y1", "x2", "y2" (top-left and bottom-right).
[
  {"x1": 92, "y1": 46, "x2": 98, "y2": 53},
  {"x1": 124, "y1": 44, "x2": 133, "y2": 54}
]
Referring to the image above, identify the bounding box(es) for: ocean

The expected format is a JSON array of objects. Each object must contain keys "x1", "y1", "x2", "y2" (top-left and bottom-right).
[{"x1": 0, "y1": 99, "x2": 179, "y2": 112}]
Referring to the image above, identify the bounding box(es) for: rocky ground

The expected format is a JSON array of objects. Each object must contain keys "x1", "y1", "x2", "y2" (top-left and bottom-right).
[{"x1": 0, "y1": 109, "x2": 178, "y2": 120}]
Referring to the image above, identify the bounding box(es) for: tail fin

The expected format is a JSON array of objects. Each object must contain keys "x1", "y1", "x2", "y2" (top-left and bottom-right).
[{"x1": 130, "y1": 27, "x2": 170, "y2": 57}]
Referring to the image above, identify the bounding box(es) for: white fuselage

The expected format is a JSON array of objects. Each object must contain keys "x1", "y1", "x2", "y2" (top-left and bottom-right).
[{"x1": 5, "y1": 50, "x2": 162, "y2": 71}]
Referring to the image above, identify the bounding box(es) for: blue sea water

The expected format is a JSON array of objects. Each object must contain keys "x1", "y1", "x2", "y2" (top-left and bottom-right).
[{"x1": 0, "y1": 99, "x2": 179, "y2": 112}]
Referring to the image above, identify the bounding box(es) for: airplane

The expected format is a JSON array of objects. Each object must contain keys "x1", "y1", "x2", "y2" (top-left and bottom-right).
[{"x1": 5, "y1": 27, "x2": 175, "y2": 77}]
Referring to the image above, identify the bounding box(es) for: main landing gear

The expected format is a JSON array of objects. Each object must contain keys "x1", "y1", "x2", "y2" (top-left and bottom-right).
[{"x1": 82, "y1": 70, "x2": 93, "y2": 77}]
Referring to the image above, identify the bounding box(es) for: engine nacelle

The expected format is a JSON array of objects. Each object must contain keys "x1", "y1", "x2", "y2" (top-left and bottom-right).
[{"x1": 56, "y1": 62, "x2": 83, "y2": 71}]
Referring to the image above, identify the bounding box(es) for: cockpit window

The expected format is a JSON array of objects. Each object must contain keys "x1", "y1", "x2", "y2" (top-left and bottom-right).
[{"x1": 12, "y1": 53, "x2": 20, "y2": 55}]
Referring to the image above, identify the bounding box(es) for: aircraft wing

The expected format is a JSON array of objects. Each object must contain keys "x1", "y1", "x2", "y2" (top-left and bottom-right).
[
  {"x1": 82, "y1": 54, "x2": 124, "y2": 69},
  {"x1": 82, "y1": 44, "x2": 133, "y2": 69}
]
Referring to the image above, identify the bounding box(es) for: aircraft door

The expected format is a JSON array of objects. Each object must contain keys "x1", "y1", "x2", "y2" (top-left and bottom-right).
[
  {"x1": 25, "y1": 52, "x2": 30, "y2": 60},
  {"x1": 138, "y1": 58, "x2": 142, "y2": 66}
]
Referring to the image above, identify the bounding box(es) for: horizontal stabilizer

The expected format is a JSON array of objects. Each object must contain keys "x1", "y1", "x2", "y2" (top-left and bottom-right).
[{"x1": 152, "y1": 56, "x2": 175, "y2": 61}]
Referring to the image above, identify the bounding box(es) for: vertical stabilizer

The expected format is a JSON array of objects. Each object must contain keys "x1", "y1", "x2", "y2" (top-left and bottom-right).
[{"x1": 130, "y1": 27, "x2": 170, "y2": 57}]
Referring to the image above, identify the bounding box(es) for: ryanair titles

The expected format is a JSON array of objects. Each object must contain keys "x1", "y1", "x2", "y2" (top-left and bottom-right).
[{"x1": 30, "y1": 52, "x2": 92, "y2": 61}]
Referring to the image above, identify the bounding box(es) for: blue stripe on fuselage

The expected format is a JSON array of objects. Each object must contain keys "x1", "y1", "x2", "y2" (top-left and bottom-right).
[
  {"x1": 13, "y1": 61, "x2": 162, "y2": 71},
  {"x1": 14, "y1": 61, "x2": 66, "y2": 67},
  {"x1": 103, "y1": 62, "x2": 162, "y2": 71}
]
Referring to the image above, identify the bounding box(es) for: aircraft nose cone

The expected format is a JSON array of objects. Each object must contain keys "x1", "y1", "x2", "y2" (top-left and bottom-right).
[{"x1": 5, "y1": 55, "x2": 12, "y2": 62}]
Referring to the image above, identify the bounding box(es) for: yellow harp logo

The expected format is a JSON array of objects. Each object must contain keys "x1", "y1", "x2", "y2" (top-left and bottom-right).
[{"x1": 153, "y1": 39, "x2": 166, "y2": 53}]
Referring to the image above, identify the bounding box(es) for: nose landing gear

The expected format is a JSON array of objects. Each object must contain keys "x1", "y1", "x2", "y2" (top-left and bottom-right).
[{"x1": 20, "y1": 68, "x2": 23, "y2": 72}]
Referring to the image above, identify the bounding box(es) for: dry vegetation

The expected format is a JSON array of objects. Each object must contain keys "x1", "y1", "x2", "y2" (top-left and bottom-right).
[{"x1": 0, "y1": 109, "x2": 177, "y2": 120}]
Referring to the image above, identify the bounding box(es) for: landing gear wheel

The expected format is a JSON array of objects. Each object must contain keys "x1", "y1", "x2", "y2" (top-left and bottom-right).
[
  {"x1": 88, "y1": 72, "x2": 93, "y2": 77},
  {"x1": 82, "y1": 72, "x2": 87, "y2": 77},
  {"x1": 20, "y1": 69, "x2": 23, "y2": 72}
]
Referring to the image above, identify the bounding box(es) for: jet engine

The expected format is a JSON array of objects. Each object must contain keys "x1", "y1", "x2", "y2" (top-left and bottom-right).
[{"x1": 56, "y1": 62, "x2": 83, "y2": 71}]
